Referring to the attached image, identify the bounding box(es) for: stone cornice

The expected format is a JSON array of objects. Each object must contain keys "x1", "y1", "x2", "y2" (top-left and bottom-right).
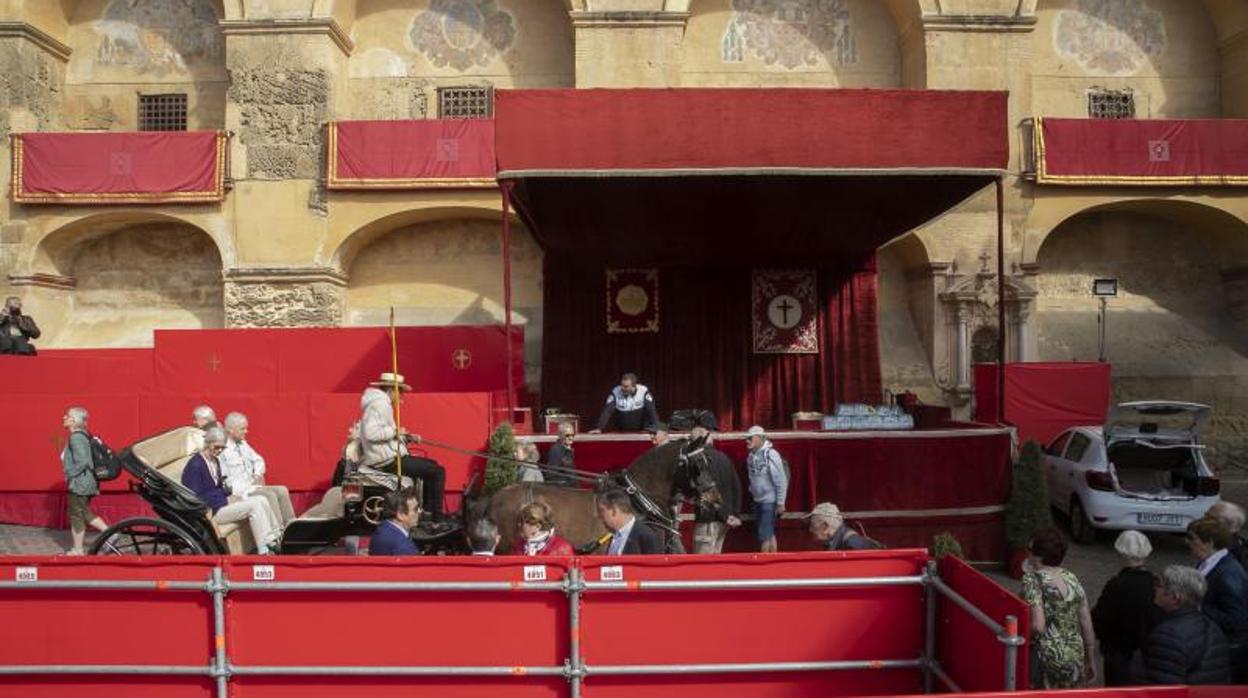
[
  {"x1": 0, "y1": 22, "x2": 72, "y2": 62},
  {"x1": 8, "y1": 273, "x2": 76, "y2": 290},
  {"x1": 224, "y1": 267, "x2": 349, "y2": 287},
  {"x1": 921, "y1": 14, "x2": 1037, "y2": 34},
  {"x1": 570, "y1": 11, "x2": 690, "y2": 29},
  {"x1": 218, "y1": 18, "x2": 354, "y2": 56}
]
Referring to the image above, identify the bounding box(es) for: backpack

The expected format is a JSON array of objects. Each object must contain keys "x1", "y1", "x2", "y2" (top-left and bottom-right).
[
  {"x1": 83, "y1": 432, "x2": 121, "y2": 481},
  {"x1": 669, "y1": 409, "x2": 719, "y2": 431}
]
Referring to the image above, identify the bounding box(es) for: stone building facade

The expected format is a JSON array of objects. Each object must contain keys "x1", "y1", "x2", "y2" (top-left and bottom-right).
[{"x1": 1, "y1": 0, "x2": 1247, "y2": 469}]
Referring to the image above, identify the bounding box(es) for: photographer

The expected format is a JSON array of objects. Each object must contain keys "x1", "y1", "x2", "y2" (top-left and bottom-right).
[{"x1": 0, "y1": 297, "x2": 40, "y2": 355}]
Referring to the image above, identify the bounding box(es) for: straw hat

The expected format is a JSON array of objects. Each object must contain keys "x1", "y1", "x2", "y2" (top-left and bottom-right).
[{"x1": 369, "y1": 372, "x2": 412, "y2": 392}]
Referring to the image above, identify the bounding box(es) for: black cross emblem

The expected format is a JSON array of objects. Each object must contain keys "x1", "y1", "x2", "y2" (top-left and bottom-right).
[{"x1": 776, "y1": 298, "x2": 796, "y2": 325}]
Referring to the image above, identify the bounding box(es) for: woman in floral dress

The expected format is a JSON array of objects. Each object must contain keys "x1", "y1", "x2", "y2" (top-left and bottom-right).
[{"x1": 1022, "y1": 527, "x2": 1098, "y2": 688}]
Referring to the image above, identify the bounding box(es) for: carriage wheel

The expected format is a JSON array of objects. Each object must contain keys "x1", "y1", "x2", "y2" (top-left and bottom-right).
[
  {"x1": 361, "y1": 496, "x2": 385, "y2": 525},
  {"x1": 89, "y1": 517, "x2": 207, "y2": 556}
]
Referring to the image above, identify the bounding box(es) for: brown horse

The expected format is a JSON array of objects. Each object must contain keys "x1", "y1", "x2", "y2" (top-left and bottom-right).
[{"x1": 481, "y1": 436, "x2": 720, "y2": 554}]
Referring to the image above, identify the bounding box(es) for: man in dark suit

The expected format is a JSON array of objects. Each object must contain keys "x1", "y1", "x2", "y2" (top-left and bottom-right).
[
  {"x1": 369, "y1": 489, "x2": 421, "y2": 556},
  {"x1": 596, "y1": 488, "x2": 662, "y2": 555}
]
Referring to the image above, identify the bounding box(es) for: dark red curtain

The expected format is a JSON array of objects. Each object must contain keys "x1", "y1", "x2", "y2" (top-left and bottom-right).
[{"x1": 541, "y1": 256, "x2": 880, "y2": 430}]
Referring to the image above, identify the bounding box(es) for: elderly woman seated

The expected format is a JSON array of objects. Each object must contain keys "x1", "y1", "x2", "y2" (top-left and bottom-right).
[
  {"x1": 512, "y1": 501, "x2": 574, "y2": 556},
  {"x1": 181, "y1": 426, "x2": 279, "y2": 554}
]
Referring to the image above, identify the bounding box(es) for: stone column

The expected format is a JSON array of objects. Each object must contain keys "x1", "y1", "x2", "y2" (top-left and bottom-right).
[
  {"x1": 0, "y1": 22, "x2": 67, "y2": 296},
  {"x1": 1013, "y1": 305, "x2": 1031, "y2": 362},
  {"x1": 223, "y1": 268, "x2": 347, "y2": 328},
  {"x1": 955, "y1": 304, "x2": 972, "y2": 391}
]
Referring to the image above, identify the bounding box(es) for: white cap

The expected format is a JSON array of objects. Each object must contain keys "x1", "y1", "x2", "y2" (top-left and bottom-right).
[{"x1": 745, "y1": 425, "x2": 766, "y2": 439}]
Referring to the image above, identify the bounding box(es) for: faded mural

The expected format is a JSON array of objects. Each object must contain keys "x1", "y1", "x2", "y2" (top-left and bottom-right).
[
  {"x1": 92, "y1": 0, "x2": 224, "y2": 76},
  {"x1": 409, "y1": 0, "x2": 517, "y2": 71},
  {"x1": 1054, "y1": 0, "x2": 1165, "y2": 75},
  {"x1": 721, "y1": 0, "x2": 856, "y2": 69}
]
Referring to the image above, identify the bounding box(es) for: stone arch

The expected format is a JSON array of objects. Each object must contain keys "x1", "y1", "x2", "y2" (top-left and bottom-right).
[
  {"x1": 681, "y1": 0, "x2": 905, "y2": 88},
  {"x1": 29, "y1": 212, "x2": 227, "y2": 348},
  {"x1": 1031, "y1": 0, "x2": 1221, "y2": 118},
  {"x1": 877, "y1": 232, "x2": 943, "y2": 404},
  {"x1": 64, "y1": 0, "x2": 227, "y2": 130},
  {"x1": 339, "y1": 209, "x2": 543, "y2": 386},
  {"x1": 346, "y1": 0, "x2": 574, "y2": 119},
  {"x1": 1032, "y1": 199, "x2": 1248, "y2": 470},
  {"x1": 330, "y1": 204, "x2": 520, "y2": 274}
]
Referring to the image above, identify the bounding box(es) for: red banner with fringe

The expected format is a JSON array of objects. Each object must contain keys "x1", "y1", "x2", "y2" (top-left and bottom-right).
[
  {"x1": 1035, "y1": 116, "x2": 1248, "y2": 186},
  {"x1": 326, "y1": 119, "x2": 497, "y2": 189},
  {"x1": 12, "y1": 131, "x2": 227, "y2": 204}
]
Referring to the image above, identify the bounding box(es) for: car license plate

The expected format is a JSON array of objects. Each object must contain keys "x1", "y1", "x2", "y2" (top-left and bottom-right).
[{"x1": 1137, "y1": 513, "x2": 1183, "y2": 526}]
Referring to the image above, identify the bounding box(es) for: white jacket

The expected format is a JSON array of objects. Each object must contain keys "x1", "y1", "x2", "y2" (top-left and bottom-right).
[
  {"x1": 220, "y1": 439, "x2": 267, "y2": 497},
  {"x1": 358, "y1": 387, "x2": 403, "y2": 468}
]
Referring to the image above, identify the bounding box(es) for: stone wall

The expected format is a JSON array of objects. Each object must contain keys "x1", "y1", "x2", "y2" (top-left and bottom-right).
[
  {"x1": 53, "y1": 224, "x2": 225, "y2": 347},
  {"x1": 344, "y1": 218, "x2": 543, "y2": 387},
  {"x1": 682, "y1": 0, "x2": 900, "y2": 87},
  {"x1": 347, "y1": 0, "x2": 574, "y2": 119},
  {"x1": 1031, "y1": 0, "x2": 1220, "y2": 118},
  {"x1": 1035, "y1": 210, "x2": 1248, "y2": 472},
  {"x1": 64, "y1": 0, "x2": 227, "y2": 130}
]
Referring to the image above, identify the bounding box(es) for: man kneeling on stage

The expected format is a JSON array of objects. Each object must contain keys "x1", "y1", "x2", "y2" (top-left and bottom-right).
[
  {"x1": 358, "y1": 373, "x2": 448, "y2": 525},
  {"x1": 369, "y1": 489, "x2": 421, "y2": 556},
  {"x1": 590, "y1": 372, "x2": 659, "y2": 433}
]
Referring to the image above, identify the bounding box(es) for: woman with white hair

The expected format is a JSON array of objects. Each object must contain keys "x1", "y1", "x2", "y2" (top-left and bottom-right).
[
  {"x1": 180, "y1": 426, "x2": 277, "y2": 554},
  {"x1": 1092, "y1": 530, "x2": 1161, "y2": 685},
  {"x1": 60, "y1": 406, "x2": 109, "y2": 555}
]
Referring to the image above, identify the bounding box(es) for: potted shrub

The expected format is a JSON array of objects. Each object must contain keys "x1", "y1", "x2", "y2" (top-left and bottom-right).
[
  {"x1": 931, "y1": 531, "x2": 965, "y2": 560},
  {"x1": 484, "y1": 422, "x2": 519, "y2": 496},
  {"x1": 1004, "y1": 440, "x2": 1053, "y2": 578}
]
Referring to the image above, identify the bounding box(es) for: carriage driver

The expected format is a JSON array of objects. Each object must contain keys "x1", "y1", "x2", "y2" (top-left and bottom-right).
[{"x1": 590, "y1": 372, "x2": 660, "y2": 433}]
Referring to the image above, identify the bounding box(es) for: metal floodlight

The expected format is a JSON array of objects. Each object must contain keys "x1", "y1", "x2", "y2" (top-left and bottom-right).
[{"x1": 1092, "y1": 278, "x2": 1118, "y2": 297}]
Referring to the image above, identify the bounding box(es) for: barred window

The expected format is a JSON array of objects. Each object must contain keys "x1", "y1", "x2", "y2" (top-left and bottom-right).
[
  {"x1": 138, "y1": 93, "x2": 188, "y2": 131},
  {"x1": 1087, "y1": 89, "x2": 1134, "y2": 120},
  {"x1": 438, "y1": 86, "x2": 493, "y2": 119}
]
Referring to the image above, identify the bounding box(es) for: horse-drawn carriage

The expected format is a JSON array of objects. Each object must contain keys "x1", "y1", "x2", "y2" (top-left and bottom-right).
[
  {"x1": 88, "y1": 427, "x2": 721, "y2": 557},
  {"x1": 87, "y1": 427, "x2": 460, "y2": 556}
]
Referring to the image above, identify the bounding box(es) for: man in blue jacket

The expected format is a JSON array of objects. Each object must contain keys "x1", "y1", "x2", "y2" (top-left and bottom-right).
[{"x1": 369, "y1": 489, "x2": 421, "y2": 556}]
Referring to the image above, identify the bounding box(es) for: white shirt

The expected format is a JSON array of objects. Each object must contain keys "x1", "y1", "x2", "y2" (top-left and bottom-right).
[
  {"x1": 608, "y1": 515, "x2": 637, "y2": 555},
  {"x1": 1198, "y1": 548, "x2": 1228, "y2": 577},
  {"x1": 220, "y1": 439, "x2": 267, "y2": 497}
]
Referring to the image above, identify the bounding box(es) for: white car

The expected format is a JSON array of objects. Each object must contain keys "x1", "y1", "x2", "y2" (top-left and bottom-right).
[{"x1": 1043, "y1": 401, "x2": 1221, "y2": 543}]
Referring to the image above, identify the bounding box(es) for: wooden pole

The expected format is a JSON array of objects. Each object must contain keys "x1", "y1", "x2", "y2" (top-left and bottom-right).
[{"x1": 390, "y1": 306, "x2": 402, "y2": 480}]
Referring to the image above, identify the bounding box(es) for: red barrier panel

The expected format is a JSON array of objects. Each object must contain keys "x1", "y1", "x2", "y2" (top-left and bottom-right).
[
  {"x1": 0, "y1": 394, "x2": 142, "y2": 491},
  {"x1": 578, "y1": 551, "x2": 928, "y2": 698},
  {"x1": 0, "y1": 556, "x2": 216, "y2": 697},
  {"x1": 937, "y1": 556, "x2": 1030, "y2": 692},
  {"x1": 223, "y1": 557, "x2": 568, "y2": 698}
]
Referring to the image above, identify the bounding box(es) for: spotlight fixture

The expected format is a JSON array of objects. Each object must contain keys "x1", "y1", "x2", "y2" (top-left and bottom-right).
[{"x1": 1092, "y1": 278, "x2": 1118, "y2": 297}]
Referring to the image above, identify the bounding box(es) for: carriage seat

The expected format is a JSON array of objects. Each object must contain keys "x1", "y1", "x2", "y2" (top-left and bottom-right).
[{"x1": 130, "y1": 427, "x2": 255, "y2": 555}]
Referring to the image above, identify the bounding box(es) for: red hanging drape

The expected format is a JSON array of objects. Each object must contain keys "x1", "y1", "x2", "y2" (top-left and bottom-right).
[{"x1": 541, "y1": 257, "x2": 880, "y2": 431}]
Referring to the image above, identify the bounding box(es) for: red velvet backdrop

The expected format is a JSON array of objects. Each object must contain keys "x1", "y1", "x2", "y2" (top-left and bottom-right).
[{"x1": 543, "y1": 259, "x2": 879, "y2": 430}]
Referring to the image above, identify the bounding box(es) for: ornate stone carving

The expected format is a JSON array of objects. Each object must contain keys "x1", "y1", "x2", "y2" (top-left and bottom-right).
[
  {"x1": 224, "y1": 280, "x2": 344, "y2": 328},
  {"x1": 721, "y1": 0, "x2": 856, "y2": 69},
  {"x1": 409, "y1": 0, "x2": 516, "y2": 71},
  {"x1": 1054, "y1": 0, "x2": 1165, "y2": 76},
  {"x1": 228, "y1": 40, "x2": 331, "y2": 181}
]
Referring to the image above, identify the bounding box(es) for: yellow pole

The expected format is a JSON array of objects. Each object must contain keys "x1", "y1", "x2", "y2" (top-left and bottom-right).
[{"x1": 390, "y1": 306, "x2": 402, "y2": 481}]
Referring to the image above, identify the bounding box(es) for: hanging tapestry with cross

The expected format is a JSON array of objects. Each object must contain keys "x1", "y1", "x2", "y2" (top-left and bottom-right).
[
  {"x1": 606, "y1": 268, "x2": 660, "y2": 334},
  {"x1": 752, "y1": 269, "x2": 818, "y2": 354}
]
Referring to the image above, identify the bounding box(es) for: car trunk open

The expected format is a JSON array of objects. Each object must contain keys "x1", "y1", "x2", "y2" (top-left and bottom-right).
[{"x1": 1107, "y1": 440, "x2": 1215, "y2": 500}]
